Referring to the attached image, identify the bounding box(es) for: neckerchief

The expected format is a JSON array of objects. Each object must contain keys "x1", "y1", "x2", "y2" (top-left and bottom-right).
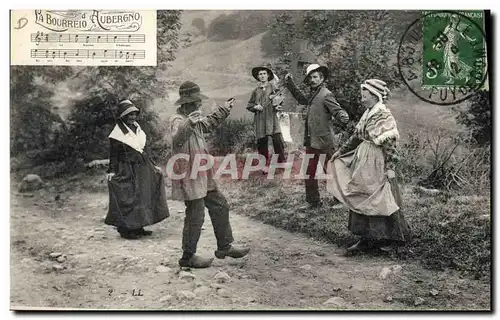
[
  {"x1": 108, "y1": 121, "x2": 147, "y2": 153},
  {"x1": 355, "y1": 102, "x2": 399, "y2": 145}
]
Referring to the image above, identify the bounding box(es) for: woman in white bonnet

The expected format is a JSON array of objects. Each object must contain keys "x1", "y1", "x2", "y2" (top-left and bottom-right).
[
  {"x1": 328, "y1": 79, "x2": 412, "y2": 254},
  {"x1": 105, "y1": 100, "x2": 169, "y2": 240}
]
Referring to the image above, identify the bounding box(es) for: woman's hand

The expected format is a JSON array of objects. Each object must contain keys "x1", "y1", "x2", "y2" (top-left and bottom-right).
[
  {"x1": 253, "y1": 104, "x2": 263, "y2": 112},
  {"x1": 386, "y1": 169, "x2": 396, "y2": 179},
  {"x1": 107, "y1": 173, "x2": 115, "y2": 181},
  {"x1": 330, "y1": 151, "x2": 341, "y2": 162}
]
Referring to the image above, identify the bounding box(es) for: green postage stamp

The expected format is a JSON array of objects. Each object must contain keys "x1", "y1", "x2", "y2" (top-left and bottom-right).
[{"x1": 422, "y1": 10, "x2": 488, "y2": 89}]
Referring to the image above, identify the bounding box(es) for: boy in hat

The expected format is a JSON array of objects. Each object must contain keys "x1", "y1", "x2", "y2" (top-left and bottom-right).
[
  {"x1": 285, "y1": 64, "x2": 349, "y2": 209},
  {"x1": 247, "y1": 64, "x2": 286, "y2": 171},
  {"x1": 168, "y1": 81, "x2": 250, "y2": 268}
]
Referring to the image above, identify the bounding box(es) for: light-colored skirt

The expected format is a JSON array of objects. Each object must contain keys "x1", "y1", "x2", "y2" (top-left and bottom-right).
[{"x1": 326, "y1": 140, "x2": 399, "y2": 217}]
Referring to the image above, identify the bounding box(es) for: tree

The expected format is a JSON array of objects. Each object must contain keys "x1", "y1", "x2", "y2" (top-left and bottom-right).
[
  {"x1": 455, "y1": 91, "x2": 491, "y2": 146},
  {"x1": 10, "y1": 66, "x2": 73, "y2": 156},
  {"x1": 263, "y1": 10, "x2": 420, "y2": 120}
]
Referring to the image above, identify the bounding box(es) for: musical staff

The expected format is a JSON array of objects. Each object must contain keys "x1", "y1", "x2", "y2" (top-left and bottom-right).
[
  {"x1": 30, "y1": 49, "x2": 145, "y2": 60},
  {"x1": 31, "y1": 32, "x2": 145, "y2": 44}
]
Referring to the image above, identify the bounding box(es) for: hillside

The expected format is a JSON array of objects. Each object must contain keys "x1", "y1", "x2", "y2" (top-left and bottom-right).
[{"x1": 46, "y1": 10, "x2": 465, "y2": 140}]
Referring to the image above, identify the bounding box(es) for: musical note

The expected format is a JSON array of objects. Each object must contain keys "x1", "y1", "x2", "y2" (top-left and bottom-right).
[
  {"x1": 35, "y1": 31, "x2": 42, "y2": 45},
  {"x1": 63, "y1": 51, "x2": 67, "y2": 59},
  {"x1": 114, "y1": 35, "x2": 118, "y2": 43},
  {"x1": 92, "y1": 52, "x2": 96, "y2": 59},
  {"x1": 59, "y1": 34, "x2": 63, "y2": 42},
  {"x1": 126, "y1": 52, "x2": 130, "y2": 59},
  {"x1": 128, "y1": 35, "x2": 132, "y2": 43},
  {"x1": 97, "y1": 35, "x2": 102, "y2": 43},
  {"x1": 74, "y1": 34, "x2": 79, "y2": 42},
  {"x1": 86, "y1": 35, "x2": 90, "y2": 43},
  {"x1": 45, "y1": 50, "x2": 49, "y2": 58}
]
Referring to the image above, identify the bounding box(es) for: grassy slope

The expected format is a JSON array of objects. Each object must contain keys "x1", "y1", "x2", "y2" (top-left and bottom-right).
[{"x1": 220, "y1": 177, "x2": 491, "y2": 281}]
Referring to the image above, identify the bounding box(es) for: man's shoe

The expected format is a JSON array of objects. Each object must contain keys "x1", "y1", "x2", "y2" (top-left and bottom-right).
[
  {"x1": 215, "y1": 246, "x2": 250, "y2": 259},
  {"x1": 178, "y1": 255, "x2": 214, "y2": 268},
  {"x1": 344, "y1": 239, "x2": 373, "y2": 255},
  {"x1": 299, "y1": 201, "x2": 323, "y2": 210}
]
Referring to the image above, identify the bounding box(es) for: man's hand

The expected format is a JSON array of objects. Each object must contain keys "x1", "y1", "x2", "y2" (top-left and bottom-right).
[
  {"x1": 254, "y1": 104, "x2": 263, "y2": 112},
  {"x1": 275, "y1": 105, "x2": 284, "y2": 112},
  {"x1": 107, "y1": 173, "x2": 115, "y2": 181},
  {"x1": 285, "y1": 73, "x2": 293, "y2": 81},
  {"x1": 188, "y1": 111, "x2": 202, "y2": 126},
  {"x1": 155, "y1": 166, "x2": 162, "y2": 173},
  {"x1": 224, "y1": 99, "x2": 235, "y2": 109}
]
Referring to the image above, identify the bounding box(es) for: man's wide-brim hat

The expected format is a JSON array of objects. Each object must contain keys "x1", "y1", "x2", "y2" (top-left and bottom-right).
[
  {"x1": 304, "y1": 63, "x2": 329, "y2": 82},
  {"x1": 251, "y1": 65, "x2": 275, "y2": 82},
  {"x1": 174, "y1": 81, "x2": 209, "y2": 106},
  {"x1": 117, "y1": 100, "x2": 140, "y2": 119}
]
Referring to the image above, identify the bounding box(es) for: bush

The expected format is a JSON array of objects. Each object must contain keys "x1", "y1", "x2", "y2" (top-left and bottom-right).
[
  {"x1": 207, "y1": 118, "x2": 255, "y2": 155},
  {"x1": 40, "y1": 89, "x2": 170, "y2": 166},
  {"x1": 396, "y1": 130, "x2": 490, "y2": 194}
]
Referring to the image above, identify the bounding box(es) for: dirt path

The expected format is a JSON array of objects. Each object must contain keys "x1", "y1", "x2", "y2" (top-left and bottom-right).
[{"x1": 10, "y1": 179, "x2": 489, "y2": 310}]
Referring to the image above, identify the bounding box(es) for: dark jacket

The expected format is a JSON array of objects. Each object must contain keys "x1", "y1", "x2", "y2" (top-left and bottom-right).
[{"x1": 286, "y1": 79, "x2": 349, "y2": 151}]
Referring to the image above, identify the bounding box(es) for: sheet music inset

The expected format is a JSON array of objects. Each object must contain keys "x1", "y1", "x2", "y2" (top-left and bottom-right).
[{"x1": 10, "y1": 10, "x2": 157, "y2": 66}]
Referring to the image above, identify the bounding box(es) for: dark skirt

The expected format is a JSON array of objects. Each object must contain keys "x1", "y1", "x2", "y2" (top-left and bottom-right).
[
  {"x1": 348, "y1": 176, "x2": 412, "y2": 243},
  {"x1": 105, "y1": 153, "x2": 169, "y2": 230}
]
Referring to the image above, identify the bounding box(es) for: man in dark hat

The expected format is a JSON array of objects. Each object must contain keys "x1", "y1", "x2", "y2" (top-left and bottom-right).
[
  {"x1": 168, "y1": 81, "x2": 250, "y2": 268},
  {"x1": 285, "y1": 64, "x2": 349, "y2": 209},
  {"x1": 247, "y1": 64, "x2": 286, "y2": 171}
]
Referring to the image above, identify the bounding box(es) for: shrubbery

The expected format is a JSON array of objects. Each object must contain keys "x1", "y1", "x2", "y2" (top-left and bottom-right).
[{"x1": 207, "y1": 118, "x2": 255, "y2": 155}]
